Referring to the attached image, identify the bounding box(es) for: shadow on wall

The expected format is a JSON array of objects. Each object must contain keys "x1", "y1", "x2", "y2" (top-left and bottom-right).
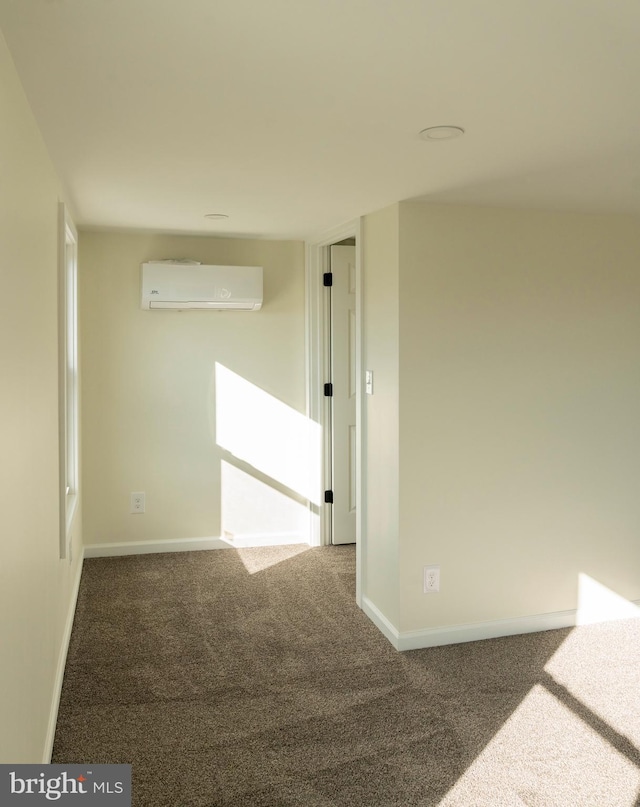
[{"x1": 212, "y1": 363, "x2": 322, "y2": 545}]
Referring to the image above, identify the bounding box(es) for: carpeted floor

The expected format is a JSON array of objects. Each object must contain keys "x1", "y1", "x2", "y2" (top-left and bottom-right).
[{"x1": 53, "y1": 545, "x2": 640, "y2": 806}]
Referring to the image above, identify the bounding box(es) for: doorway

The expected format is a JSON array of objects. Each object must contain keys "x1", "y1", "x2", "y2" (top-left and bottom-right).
[
  {"x1": 305, "y1": 220, "x2": 364, "y2": 607},
  {"x1": 326, "y1": 242, "x2": 357, "y2": 545}
]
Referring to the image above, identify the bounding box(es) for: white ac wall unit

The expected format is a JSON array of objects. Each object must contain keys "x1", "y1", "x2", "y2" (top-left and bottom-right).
[{"x1": 141, "y1": 262, "x2": 263, "y2": 310}]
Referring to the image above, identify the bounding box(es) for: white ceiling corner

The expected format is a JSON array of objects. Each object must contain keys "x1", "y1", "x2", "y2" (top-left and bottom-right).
[{"x1": 1, "y1": 0, "x2": 640, "y2": 239}]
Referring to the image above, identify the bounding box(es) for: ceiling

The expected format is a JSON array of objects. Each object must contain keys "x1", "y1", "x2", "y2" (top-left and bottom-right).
[{"x1": 1, "y1": 0, "x2": 640, "y2": 240}]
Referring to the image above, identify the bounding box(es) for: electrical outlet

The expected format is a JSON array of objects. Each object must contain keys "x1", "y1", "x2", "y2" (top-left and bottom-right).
[
  {"x1": 130, "y1": 492, "x2": 145, "y2": 514},
  {"x1": 424, "y1": 565, "x2": 440, "y2": 593}
]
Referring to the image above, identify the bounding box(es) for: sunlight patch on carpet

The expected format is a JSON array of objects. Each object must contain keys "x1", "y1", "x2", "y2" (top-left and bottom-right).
[
  {"x1": 439, "y1": 684, "x2": 640, "y2": 807},
  {"x1": 544, "y1": 614, "x2": 640, "y2": 751},
  {"x1": 236, "y1": 544, "x2": 311, "y2": 575}
]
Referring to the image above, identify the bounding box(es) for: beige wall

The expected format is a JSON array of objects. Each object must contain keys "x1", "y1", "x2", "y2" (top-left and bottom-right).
[
  {"x1": 397, "y1": 202, "x2": 640, "y2": 632},
  {"x1": 361, "y1": 205, "x2": 400, "y2": 625},
  {"x1": 80, "y1": 232, "x2": 306, "y2": 547},
  {"x1": 0, "y1": 32, "x2": 83, "y2": 761}
]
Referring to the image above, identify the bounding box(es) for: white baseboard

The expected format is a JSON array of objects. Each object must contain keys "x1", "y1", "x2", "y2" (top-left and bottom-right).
[
  {"x1": 84, "y1": 534, "x2": 309, "y2": 558},
  {"x1": 362, "y1": 596, "x2": 640, "y2": 652},
  {"x1": 361, "y1": 597, "x2": 401, "y2": 648},
  {"x1": 396, "y1": 608, "x2": 579, "y2": 652},
  {"x1": 43, "y1": 547, "x2": 85, "y2": 763}
]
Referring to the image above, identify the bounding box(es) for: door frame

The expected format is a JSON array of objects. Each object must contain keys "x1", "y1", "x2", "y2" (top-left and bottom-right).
[{"x1": 305, "y1": 218, "x2": 364, "y2": 608}]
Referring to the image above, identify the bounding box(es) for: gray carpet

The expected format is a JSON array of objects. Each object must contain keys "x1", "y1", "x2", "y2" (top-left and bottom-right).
[{"x1": 53, "y1": 545, "x2": 640, "y2": 806}]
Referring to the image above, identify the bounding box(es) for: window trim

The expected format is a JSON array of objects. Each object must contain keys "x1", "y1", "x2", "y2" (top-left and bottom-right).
[{"x1": 58, "y1": 202, "x2": 78, "y2": 559}]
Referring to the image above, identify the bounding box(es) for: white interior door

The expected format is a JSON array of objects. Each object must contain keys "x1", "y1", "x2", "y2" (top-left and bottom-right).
[{"x1": 330, "y1": 244, "x2": 357, "y2": 545}]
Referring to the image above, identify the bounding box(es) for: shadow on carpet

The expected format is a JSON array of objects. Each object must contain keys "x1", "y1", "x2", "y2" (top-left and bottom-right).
[{"x1": 53, "y1": 545, "x2": 640, "y2": 806}]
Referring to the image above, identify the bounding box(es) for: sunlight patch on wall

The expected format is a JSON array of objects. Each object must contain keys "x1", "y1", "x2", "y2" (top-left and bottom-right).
[
  {"x1": 215, "y1": 363, "x2": 321, "y2": 504},
  {"x1": 221, "y1": 460, "x2": 309, "y2": 549},
  {"x1": 439, "y1": 684, "x2": 640, "y2": 805},
  {"x1": 576, "y1": 573, "x2": 640, "y2": 627}
]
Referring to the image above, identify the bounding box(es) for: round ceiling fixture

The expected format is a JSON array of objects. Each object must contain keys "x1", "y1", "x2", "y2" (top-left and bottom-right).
[
  {"x1": 204, "y1": 213, "x2": 229, "y2": 220},
  {"x1": 419, "y1": 126, "x2": 465, "y2": 141}
]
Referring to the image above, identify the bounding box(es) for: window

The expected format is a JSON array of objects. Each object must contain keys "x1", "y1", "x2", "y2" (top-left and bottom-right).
[{"x1": 58, "y1": 202, "x2": 78, "y2": 559}]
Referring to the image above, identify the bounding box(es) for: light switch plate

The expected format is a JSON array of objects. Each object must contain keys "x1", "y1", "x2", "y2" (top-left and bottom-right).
[{"x1": 365, "y1": 370, "x2": 374, "y2": 395}]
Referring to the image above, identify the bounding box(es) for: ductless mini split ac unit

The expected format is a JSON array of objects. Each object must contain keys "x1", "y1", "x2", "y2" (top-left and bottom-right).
[{"x1": 141, "y1": 262, "x2": 263, "y2": 310}]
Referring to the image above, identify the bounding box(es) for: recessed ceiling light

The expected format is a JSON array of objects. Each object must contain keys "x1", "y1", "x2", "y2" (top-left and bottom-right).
[
  {"x1": 204, "y1": 213, "x2": 229, "y2": 220},
  {"x1": 419, "y1": 126, "x2": 465, "y2": 141}
]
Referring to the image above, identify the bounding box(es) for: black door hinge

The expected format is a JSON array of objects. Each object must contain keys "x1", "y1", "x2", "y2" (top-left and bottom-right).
[
  {"x1": 323, "y1": 272, "x2": 333, "y2": 287},
  {"x1": 324, "y1": 490, "x2": 334, "y2": 504},
  {"x1": 324, "y1": 383, "x2": 333, "y2": 397}
]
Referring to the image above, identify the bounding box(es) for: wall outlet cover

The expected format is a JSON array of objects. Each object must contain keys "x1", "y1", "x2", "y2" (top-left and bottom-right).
[
  {"x1": 424, "y1": 564, "x2": 440, "y2": 593},
  {"x1": 130, "y1": 492, "x2": 145, "y2": 514}
]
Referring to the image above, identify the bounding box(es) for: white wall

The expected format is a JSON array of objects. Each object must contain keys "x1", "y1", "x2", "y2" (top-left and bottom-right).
[
  {"x1": 80, "y1": 232, "x2": 307, "y2": 548},
  {"x1": 397, "y1": 202, "x2": 640, "y2": 633},
  {"x1": 0, "y1": 31, "x2": 83, "y2": 761},
  {"x1": 361, "y1": 204, "x2": 400, "y2": 625}
]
